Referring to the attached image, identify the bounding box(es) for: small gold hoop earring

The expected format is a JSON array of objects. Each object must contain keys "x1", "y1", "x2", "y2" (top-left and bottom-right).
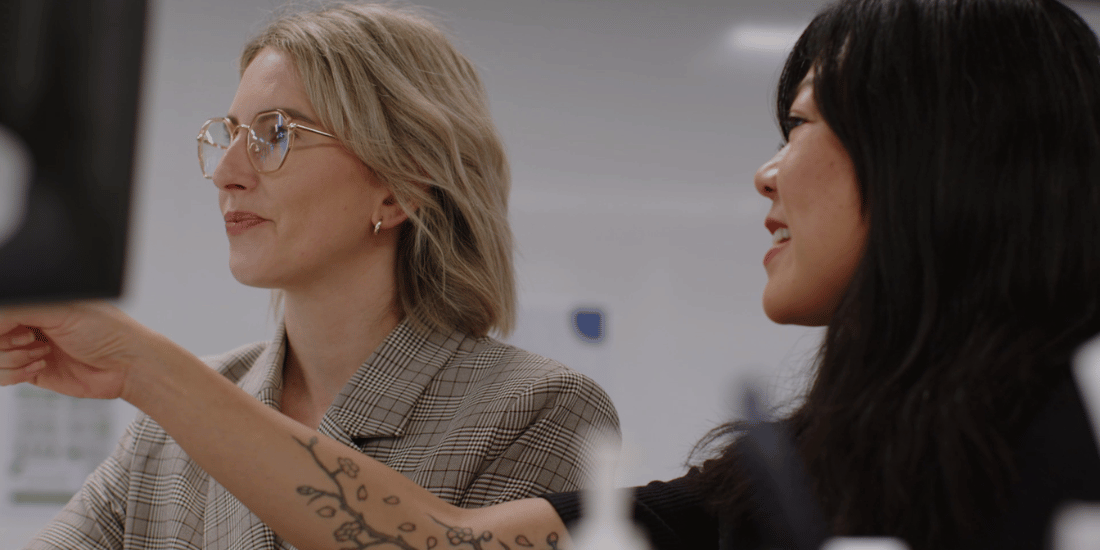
[{"x1": 373, "y1": 220, "x2": 382, "y2": 235}]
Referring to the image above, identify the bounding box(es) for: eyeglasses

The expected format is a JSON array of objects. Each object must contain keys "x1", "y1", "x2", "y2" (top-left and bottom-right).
[{"x1": 196, "y1": 109, "x2": 337, "y2": 179}]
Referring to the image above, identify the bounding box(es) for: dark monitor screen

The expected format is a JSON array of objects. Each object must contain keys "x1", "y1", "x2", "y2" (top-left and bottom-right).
[{"x1": 0, "y1": 0, "x2": 147, "y2": 305}]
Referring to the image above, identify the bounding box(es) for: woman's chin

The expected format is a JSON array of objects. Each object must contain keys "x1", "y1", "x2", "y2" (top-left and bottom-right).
[
  {"x1": 762, "y1": 290, "x2": 831, "y2": 327},
  {"x1": 228, "y1": 263, "x2": 280, "y2": 289},
  {"x1": 761, "y1": 284, "x2": 793, "y2": 324},
  {"x1": 763, "y1": 305, "x2": 799, "y2": 325}
]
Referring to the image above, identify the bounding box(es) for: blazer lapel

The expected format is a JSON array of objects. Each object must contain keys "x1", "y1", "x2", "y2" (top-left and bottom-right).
[{"x1": 322, "y1": 320, "x2": 472, "y2": 448}]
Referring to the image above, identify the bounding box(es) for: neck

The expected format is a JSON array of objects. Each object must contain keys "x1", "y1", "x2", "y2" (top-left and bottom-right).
[{"x1": 279, "y1": 250, "x2": 402, "y2": 428}]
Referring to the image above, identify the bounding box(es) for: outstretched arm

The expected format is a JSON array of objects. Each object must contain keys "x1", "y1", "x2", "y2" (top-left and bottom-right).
[{"x1": 0, "y1": 302, "x2": 570, "y2": 550}]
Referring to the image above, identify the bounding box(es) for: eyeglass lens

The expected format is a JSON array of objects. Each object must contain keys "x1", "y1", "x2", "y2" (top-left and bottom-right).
[
  {"x1": 197, "y1": 111, "x2": 293, "y2": 178},
  {"x1": 199, "y1": 121, "x2": 230, "y2": 178}
]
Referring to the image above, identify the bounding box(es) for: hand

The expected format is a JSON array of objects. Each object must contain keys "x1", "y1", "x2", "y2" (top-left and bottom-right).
[{"x1": 0, "y1": 301, "x2": 157, "y2": 400}]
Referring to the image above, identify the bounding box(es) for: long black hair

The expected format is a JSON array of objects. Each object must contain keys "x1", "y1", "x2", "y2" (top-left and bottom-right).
[{"x1": 695, "y1": 0, "x2": 1100, "y2": 547}]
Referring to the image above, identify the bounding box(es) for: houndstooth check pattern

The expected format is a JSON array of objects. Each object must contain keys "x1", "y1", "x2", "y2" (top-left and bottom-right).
[{"x1": 24, "y1": 320, "x2": 620, "y2": 550}]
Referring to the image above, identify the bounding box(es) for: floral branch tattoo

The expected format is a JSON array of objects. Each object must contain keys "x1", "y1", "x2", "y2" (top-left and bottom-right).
[{"x1": 292, "y1": 436, "x2": 561, "y2": 550}]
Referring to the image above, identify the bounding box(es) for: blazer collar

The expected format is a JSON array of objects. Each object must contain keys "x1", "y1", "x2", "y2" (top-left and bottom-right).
[
  {"x1": 322, "y1": 319, "x2": 480, "y2": 446},
  {"x1": 236, "y1": 322, "x2": 287, "y2": 409},
  {"x1": 238, "y1": 318, "x2": 481, "y2": 448}
]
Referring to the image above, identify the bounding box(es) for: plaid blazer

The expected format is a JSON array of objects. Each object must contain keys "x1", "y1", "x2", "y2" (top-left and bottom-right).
[{"x1": 25, "y1": 320, "x2": 620, "y2": 550}]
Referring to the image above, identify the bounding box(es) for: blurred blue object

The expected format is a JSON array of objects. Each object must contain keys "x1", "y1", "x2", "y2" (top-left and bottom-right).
[{"x1": 572, "y1": 308, "x2": 605, "y2": 343}]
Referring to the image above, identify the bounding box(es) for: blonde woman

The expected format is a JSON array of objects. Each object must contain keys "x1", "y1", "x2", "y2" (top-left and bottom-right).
[
  {"x1": 9, "y1": 3, "x2": 618, "y2": 548},
  {"x1": 10, "y1": 1, "x2": 1100, "y2": 550}
]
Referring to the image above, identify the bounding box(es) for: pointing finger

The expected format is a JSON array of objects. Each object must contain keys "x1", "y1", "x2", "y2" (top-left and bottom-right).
[
  {"x1": 0, "y1": 358, "x2": 49, "y2": 387},
  {"x1": 0, "y1": 344, "x2": 51, "y2": 371},
  {"x1": 4, "y1": 329, "x2": 36, "y2": 348}
]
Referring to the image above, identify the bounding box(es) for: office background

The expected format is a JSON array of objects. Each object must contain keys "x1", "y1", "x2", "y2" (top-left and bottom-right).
[{"x1": 4, "y1": 0, "x2": 1099, "y2": 546}]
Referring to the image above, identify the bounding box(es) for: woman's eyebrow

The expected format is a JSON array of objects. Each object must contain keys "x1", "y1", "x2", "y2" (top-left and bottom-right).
[
  {"x1": 280, "y1": 107, "x2": 320, "y2": 124},
  {"x1": 224, "y1": 107, "x2": 321, "y2": 125}
]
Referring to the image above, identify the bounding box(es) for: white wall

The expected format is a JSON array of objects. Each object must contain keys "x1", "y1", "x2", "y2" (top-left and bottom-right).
[{"x1": 0, "y1": 0, "x2": 845, "y2": 545}]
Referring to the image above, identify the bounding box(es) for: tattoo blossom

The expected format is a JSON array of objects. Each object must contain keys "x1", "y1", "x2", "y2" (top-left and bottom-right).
[{"x1": 292, "y1": 436, "x2": 563, "y2": 550}]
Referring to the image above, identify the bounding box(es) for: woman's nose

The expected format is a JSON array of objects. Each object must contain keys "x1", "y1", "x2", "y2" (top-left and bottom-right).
[
  {"x1": 754, "y1": 146, "x2": 784, "y2": 198},
  {"x1": 212, "y1": 130, "x2": 257, "y2": 191}
]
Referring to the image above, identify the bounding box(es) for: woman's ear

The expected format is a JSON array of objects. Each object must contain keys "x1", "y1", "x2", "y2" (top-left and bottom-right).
[
  {"x1": 373, "y1": 180, "x2": 432, "y2": 231},
  {"x1": 374, "y1": 191, "x2": 412, "y2": 231}
]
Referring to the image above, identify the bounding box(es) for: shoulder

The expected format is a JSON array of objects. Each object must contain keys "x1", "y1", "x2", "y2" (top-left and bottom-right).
[
  {"x1": 462, "y1": 338, "x2": 613, "y2": 401},
  {"x1": 983, "y1": 372, "x2": 1100, "y2": 547},
  {"x1": 198, "y1": 340, "x2": 271, "y2": 384},
  {"x1": 434, "y1": 336, "x2": 619, "y2": 426}
]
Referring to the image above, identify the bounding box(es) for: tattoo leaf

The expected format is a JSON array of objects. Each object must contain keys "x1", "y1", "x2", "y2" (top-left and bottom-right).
[
  {"x1": 384, "y1": 495, "x2": 401, "y2": 505},
  {"x1": 514, "y1": 535, "x2": 533, "y2": 547},
  {"x1": 357, "y1": 485, "x2": 368, "y2": 501},
  {"x1": 426, "y1": 536, "x2": 438, "y2": 549},
  {"x1": 398, "y1": 522, "x2": 416, "y2": 532},
  {"x1": 297, "y1": 486, "x2": 317, "y2": 496},
  {"x1": 317, "y1": 506, "x2": 337, "y2": 518}
]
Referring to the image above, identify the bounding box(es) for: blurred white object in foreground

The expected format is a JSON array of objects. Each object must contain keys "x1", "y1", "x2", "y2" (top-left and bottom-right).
[
  {"x1": 0, "y1": 125, "x2": 30, "y2": 246},
  {"x1": 569, "y1": 436, "x2": 650, "y2": 550},
  {"x1": 1053, "y1": 503, "x2": 1100, "y2": 550},
  {"x1": 819, "y1": 537, "x2": 910, "y2": 550},
  {"x1": 1073, "y1": 334, "x2": 1100, "y2": 453}
]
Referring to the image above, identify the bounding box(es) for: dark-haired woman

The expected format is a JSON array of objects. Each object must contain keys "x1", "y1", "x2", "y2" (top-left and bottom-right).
[{"x1": 4, "y1": 0, "x2": 1100, "y2": 549}]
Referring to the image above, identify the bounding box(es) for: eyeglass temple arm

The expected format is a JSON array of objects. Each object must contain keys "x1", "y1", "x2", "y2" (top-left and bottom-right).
[{"x1": 291, "y1": 123, "x2": 337, "y2": 139}]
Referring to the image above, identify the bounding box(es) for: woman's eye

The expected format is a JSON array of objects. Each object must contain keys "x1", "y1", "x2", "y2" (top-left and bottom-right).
[
  {"x1": 784, "y1": 115, "x2": 807, "y2": 133},
  {"x1": 779, "y1": 115, "x2": 807, "y2": 147}
]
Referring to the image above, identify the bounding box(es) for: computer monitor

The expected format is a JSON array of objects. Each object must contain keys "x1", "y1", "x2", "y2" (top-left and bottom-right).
[{"x1": 0, "y1": 0, "x2": 147, "y2": 304}]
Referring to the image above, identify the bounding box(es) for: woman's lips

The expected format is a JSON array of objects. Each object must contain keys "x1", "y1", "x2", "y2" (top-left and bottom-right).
[
  {"x1": 224, "y1": 212, "x2": 268, "y2": 236},
  {"x1": 225, "y1": 218, "x2": 266, "y2": 235},
  {"x1": 763, "y1": 242, "x2": 787, "y2": 266},
  {"x1": 764, "y1": 220, "x2": 790, "y2": 267}
]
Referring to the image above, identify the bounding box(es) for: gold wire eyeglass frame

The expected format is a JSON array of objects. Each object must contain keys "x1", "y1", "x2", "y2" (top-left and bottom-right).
[{"x1": 196, "y1": 108, "x2": 337, "y2": 179}]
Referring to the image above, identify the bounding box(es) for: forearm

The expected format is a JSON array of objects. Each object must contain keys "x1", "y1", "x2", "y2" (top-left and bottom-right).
[{"x1": 123, "y1": 336, "x2": 569, "y2": 550}]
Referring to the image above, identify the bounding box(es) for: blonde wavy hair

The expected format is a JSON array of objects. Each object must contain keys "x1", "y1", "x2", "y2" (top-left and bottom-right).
[{"x1": 241, "y1": 2, "x2": 515, "y2": 337}]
